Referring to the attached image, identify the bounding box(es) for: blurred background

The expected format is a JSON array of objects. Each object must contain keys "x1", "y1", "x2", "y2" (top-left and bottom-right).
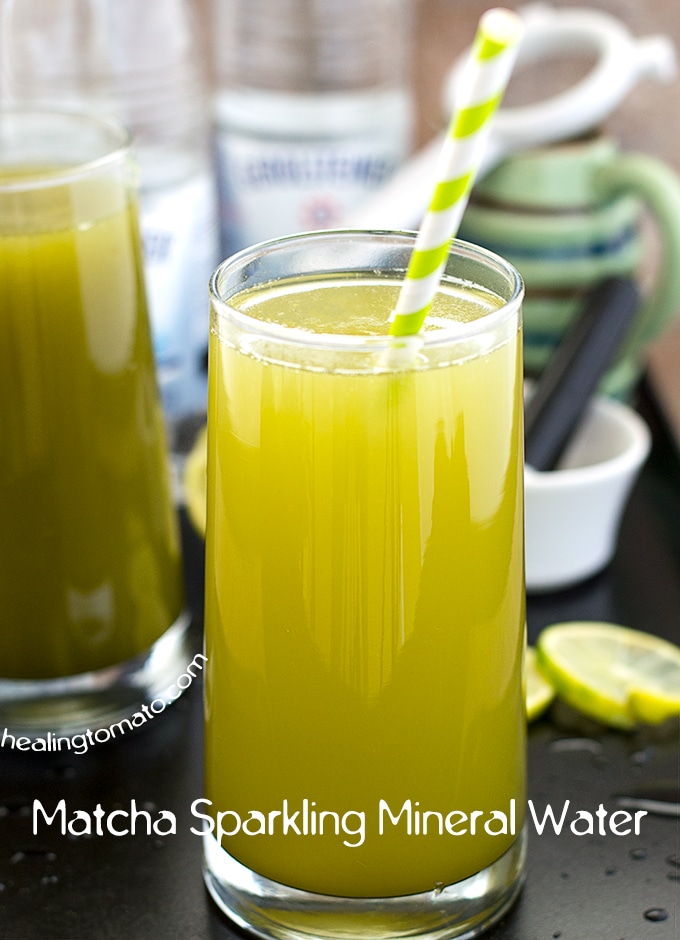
[
  {"x1": 192, "y1": 0, "x2": 680, "y2": 165},
  {"x1": 196, "y1": 0, "x2": 680, "y2": 445}
]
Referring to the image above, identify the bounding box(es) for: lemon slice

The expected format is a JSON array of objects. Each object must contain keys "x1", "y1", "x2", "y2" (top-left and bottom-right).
[
  {"x1": 525, "y1": 645, "x2": 556, "y2": 721},
  {"x1": 183, "y1": 424, "x2": 208, "y2": 538},
  {"x1": 536, "y1": 621, "x2": 680, "y2": 730},
  {"x1": 628, "y1": 684, "x2": 680, "y2": 726}
]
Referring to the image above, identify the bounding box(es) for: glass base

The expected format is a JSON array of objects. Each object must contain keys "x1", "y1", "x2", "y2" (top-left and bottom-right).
[
  {"x1": 0, "y1": 611, "x2": 194, "y2": 737},
  {"x1": 203, "y1": 826, "x2": 527, "y2": 940}
]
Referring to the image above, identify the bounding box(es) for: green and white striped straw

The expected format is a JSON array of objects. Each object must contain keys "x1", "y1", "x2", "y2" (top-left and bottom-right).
[{"x1": 389, "y1": 7, "x2": 524, "y2": 338}]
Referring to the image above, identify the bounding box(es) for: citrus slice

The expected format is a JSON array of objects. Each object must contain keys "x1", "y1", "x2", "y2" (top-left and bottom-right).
[
  {"x1": 525, "y1": 646, "x2": 556, "y2": 721},
  {"x1": 182, "y1": 424, "x2": 208, "y2": 538},
  {"x1": 628, "y1": 684, "x2": 680, "y2": 726},
  {"x1": 536, "y1": 621, "x2": 680, "y2": 730}
]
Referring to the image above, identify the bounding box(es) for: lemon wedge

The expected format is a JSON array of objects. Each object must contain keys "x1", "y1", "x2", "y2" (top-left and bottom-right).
[
  {"x1": 536, "y1": 621, "x2": 680, "y2": 730},
  {"x1": 525, "y1": 645, "x2": 556, "y2": 721},
  {"x1": 183, "y1": 424, "x2": 208, "y2": 538}
]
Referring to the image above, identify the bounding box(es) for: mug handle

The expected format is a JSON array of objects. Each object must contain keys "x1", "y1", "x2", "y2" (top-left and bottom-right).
[{"x1": 595, "y1": 154, "x2": 680, "y2": 396}]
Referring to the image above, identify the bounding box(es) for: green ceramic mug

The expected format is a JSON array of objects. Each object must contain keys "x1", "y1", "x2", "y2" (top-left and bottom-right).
[{"x1": 460, "y1": 135, "x2": 680, "y2": 397}]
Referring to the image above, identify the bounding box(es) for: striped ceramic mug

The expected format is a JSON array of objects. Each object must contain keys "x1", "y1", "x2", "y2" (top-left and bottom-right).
[{"x1": 460, "y1": 134, "x2": 680, "y2": 397}]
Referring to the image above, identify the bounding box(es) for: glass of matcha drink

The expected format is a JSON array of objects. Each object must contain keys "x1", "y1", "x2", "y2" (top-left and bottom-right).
[
  {"x1": 203, "y1": 230, "x2": 526, "y2": 940},
  {"x1": 0, "y1": 110, "x2": 190, "y2": 735}
]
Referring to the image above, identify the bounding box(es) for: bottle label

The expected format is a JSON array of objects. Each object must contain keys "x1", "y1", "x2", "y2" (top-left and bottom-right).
[
  {"x1": 216, "y1": 131, "x2": 407, "y2": 256},
  {"x1": 140, "y1": 171, "x2": 219, "y2": 421}
]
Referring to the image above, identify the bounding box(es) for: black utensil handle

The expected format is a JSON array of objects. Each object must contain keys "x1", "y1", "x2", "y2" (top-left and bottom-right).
[{"x1": 524, "y1": 276, "x2": 640, "y2": 472}]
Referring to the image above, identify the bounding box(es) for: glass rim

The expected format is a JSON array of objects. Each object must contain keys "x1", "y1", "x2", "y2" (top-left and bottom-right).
[
  {"x1": 209, "y1": 229, "x2": 524, "y2": 352},
  {"x1": 0, "y1": 107, "x2": 133, "y2": 193}
]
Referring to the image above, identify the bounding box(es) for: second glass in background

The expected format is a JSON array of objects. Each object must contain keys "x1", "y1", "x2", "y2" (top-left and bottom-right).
[
  {"x1": 0, "y1": 0, "x2": 220, "y2": 433},
  {"x1": 0, "y1": 110, "x2": 190, "y2": 735}
]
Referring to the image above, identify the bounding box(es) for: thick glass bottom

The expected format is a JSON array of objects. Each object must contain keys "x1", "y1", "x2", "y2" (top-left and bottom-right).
[
  {"x1": 203, "y1": 826, "x2": 527, "y2": 940},
  {"x1": 0, "y1": 611, "x2": 194, "y2": 736}
]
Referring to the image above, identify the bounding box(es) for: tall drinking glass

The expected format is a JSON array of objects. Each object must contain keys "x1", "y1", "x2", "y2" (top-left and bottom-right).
[
  {"x1": 0, "y1": 111, "x2": 190, "y2": 735},
  {"x1": 204, "y1": 231, "x2": 526, "y2": 940}
]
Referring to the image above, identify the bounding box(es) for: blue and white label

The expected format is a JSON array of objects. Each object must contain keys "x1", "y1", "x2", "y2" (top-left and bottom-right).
[{"x1": 140, "y1": 170, "x2": 219, "y2": 422}]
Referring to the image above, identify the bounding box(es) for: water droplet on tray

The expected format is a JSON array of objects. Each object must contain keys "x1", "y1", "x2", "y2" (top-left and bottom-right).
[
  {"x1": 10, "y1": 847, "x2": 57, "y2": 864},
  {"x1": 630, "y1": 848, "x2": 648, "y2": 861},
  {"x1": 2, "y1": 801, "x2": 32, "y2": 819},
  {"x1": 630, "y1": 747, "x2": 655, "y2": 766},
  {"x1": 549, "y1": 738, "x2": 603, "y2": 755}
]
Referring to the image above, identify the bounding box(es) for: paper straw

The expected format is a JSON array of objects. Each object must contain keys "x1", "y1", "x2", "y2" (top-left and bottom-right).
[{"x1": 389, "y1": 7, "x2": 524, "y2": 338}]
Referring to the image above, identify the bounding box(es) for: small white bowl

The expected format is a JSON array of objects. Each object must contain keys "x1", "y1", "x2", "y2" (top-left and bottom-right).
[{"x1": 524, "y1": 395, "x2": 651, "y2": 593}]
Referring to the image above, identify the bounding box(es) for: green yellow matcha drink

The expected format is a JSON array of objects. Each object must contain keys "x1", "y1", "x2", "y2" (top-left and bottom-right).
[
  {"x1": 205, "y1": 261, "x2": 526, "y2": 900},
  {"x1": 0, "y1": 167, "x2": 184, "y2": 679}
]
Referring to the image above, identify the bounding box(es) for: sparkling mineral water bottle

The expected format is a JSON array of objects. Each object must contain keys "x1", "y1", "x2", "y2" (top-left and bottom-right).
[
  {"x1": 212, "y1": 0, "x2": 414, "y2": 256},
  {"x1": 0, "y1": 0, "x2": 220, "y2": 437}
]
